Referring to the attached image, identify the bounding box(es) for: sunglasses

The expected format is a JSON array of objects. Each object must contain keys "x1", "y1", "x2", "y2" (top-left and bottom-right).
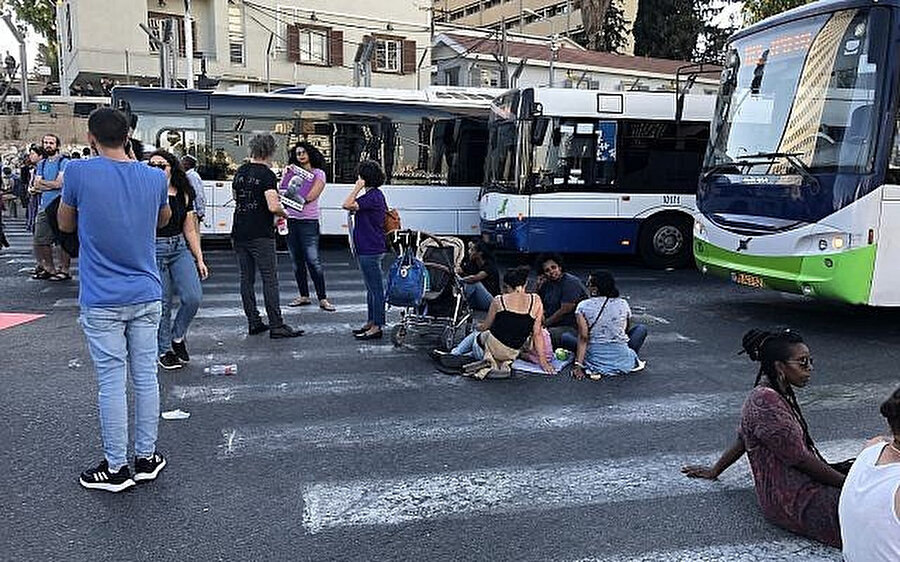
[
  {"x1": 295, "y1": 149, "x2": 307, "y2": 155},
  {"x1": 148, "y1": 162, "x2": 169, "y2": 170},
  {"x1": 784, "y1": 357, "x2": 814, "y2": 369}
]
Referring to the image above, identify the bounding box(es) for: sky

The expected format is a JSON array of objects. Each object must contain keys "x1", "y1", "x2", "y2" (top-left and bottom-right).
[{"x1": 0, "y1": 18, "x2": 45, "y2": 76}]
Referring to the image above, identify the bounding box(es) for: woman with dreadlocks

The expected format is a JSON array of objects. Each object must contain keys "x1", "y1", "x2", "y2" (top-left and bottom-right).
[{"x1": 681, "y1": 329, "x2": 846, "y2": 547}]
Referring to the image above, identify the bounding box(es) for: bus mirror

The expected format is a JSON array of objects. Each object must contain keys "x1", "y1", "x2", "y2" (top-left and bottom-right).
[
  {"x1": 532, "y1": 118, "x2": 550, "y2": 145},
  {"x1": 533, "y1": 102, "x2": 543, "y2": 116},
  {"x1": 551, "y1": 128, "x2": 561, "y2": 147}
]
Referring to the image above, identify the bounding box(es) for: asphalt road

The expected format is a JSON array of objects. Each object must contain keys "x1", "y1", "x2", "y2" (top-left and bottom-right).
[{"x1": 1, "y1": 216, "x2": 897, "y2": 562}]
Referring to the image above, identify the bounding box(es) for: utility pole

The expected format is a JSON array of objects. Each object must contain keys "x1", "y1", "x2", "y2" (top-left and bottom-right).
[
  {"x1": 139, "y1": 19, "x2": 173, "y2": 88},
  {"x1": 184, "y1": 0, "x2": 195, "y2": 89},
  {"x1": 501, "y1": 20, "x2": 509, "y2": 88},
  {"x1": 549, "y1": 33, "x2": 558, "y2": 87},
  {"x1": 265, "y1": 32, "x2": 274, "y2": 92},
  {"x1": 55, "y1": 0, "x2": 69, "y2": 96},
  {"x1": 2, "y1": 14, "x2": 28, "y2": 110}
]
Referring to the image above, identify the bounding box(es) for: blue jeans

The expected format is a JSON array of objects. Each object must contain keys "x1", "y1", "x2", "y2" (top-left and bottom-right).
[
  {"x1": 628, "y1": 324, "x2": 648, "y2": 353},
  {"x1": 286, "y1": 219, "x2": 327, "y2": 300},
  {"x1": 463, "y1": 281, "x2": 493, "y2": 312},
  {"x1": 451, "y1": 330, "x2": 485, "y2": 359},
  {"x1": 79, "y1": 301, "x2": 162, "y2": 471},
  {"x1": 357, "y1": 253, "x2": 385, "y2": 327},
  {"x1": 156, "y1": 235, "x2": 202, "y2": 355}
]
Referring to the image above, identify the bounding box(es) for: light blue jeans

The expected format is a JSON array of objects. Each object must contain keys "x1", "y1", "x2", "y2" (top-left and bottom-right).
[
  {"x1": 463, "y1": 281, "x2": 493, "y2": 312},
  {"x1": 451, "y1": 330, "x2": 485, "y2": 359},
  {"x1": 79, "y1": 301, "x2": 162, "y2": 471},
  {"x1": 156, "y1": 235, "x2": 202, "y2": 355}
]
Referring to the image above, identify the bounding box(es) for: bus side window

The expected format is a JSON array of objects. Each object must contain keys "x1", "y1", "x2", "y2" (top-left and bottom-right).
[{"x1": 888, "y1": 119, "x2": 900, "y2": 185}]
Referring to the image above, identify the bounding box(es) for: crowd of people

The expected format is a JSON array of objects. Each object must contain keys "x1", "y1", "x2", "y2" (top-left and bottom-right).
[{"x1": 3, "y1": 107, "x2": 897, "y2": 561}]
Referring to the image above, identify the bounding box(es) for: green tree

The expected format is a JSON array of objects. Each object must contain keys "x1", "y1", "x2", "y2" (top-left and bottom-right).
[
  {"x1": 633, "y1": 0, "x2": 704, "y2": 60},
  {"x1": 743, "y1": 0, "x2": 813, "y2": 24},
  {"x1": 0, "y1": 0, "x2": 56, "y2": 40},
  {"x1": 597, "y1": 0, "x2": 630, "y2": 54},
  {"x1": 36, "y1": 42, "x2": 58, "y2": 82}
]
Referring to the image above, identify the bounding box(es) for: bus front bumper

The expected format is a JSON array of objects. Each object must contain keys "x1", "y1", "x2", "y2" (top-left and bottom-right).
[{"x1": 693, "y1": 239, "x2": 876, "y2": 305}]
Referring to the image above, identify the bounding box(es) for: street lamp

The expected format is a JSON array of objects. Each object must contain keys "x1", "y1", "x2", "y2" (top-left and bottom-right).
[{"x1": 523, "y1": 9, "x2": 559, "y2": 88}]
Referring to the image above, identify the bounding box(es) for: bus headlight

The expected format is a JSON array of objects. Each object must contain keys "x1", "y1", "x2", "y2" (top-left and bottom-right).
[
  {"x1": 832, "y1": 236, "x2": 844, "y2": 250},
  {"x1": 693, "y1": 220, "x2": 705, "y2": 237}
]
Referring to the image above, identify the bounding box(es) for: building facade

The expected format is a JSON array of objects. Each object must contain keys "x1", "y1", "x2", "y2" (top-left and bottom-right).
[
  {"x1": 433, "y1": 0, "x2": 640, "y2": 54},
  {"x1": 58, "y1": 0, "x2": 431, "y2": 94},
  {"x1": 432, "y1": 30, "x2": 720, "y2": 93}
]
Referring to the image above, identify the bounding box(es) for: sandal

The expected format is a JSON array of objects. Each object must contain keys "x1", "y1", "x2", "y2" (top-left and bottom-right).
[
  {"x1": 319, "y1": 299, "x2": 336, "y2": 312},
  {"x1": 49, "y1": 271, "x2": 71, "y2": 281},
  {"x1": 289, "y1": 296, "x2": 311, "y2": 307},
  {"x1": 32, "y1": 270, "x2": 52, "y2": 280}
]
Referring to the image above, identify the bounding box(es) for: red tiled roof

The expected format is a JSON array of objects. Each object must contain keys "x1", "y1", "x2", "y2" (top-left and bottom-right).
[{"x1": 442, "y1": 33, "x2": 717, "y2": 77}]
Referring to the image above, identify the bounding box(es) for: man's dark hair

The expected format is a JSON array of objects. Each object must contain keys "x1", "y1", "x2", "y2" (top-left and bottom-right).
[
  {"x1": 881, "y1": 386, "x2": 900, "y2": 436},
  {"x1": 87, "y1": 107, "x2": 129, "y2": 148},
  {"x1": 536, "y1": 253, "x2": 564, "y2": 274},
  {"x1": 82, "y1": 147, "x2": 91, "y2": 157},
  {"x1": 181, "y1": 154, "x2": 197, "y2": 170},
  {"x1": 357, "y1": 160, "x2": 385, "y2": 188},
  {"x1": 42, "y1": 133, "x2": 61, "y2": 146}
]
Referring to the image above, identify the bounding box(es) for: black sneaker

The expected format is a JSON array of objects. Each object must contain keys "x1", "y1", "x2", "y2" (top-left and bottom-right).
[
  {"x1": 133, "y1": 452, "x2": 167, "y2": 483},
  {"x1": 79, "y1": 459, "x2": 135, "y2": 492},
  {"x1": 158, "y1": 351, "x2": 182, "y2": 370},
  {"x1": 248, "y1": 323, "x2": 269, "y2": 335},
  {"x1": 171, "y1": 340, "x2": 189, "y2": 363},
  {"x1": 270, "y1": 324, "x2": 304, "y2": 339}
]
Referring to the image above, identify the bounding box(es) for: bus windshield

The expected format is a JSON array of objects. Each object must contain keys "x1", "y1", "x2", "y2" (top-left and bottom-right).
[
  {"x1": 485, "y1": 91, "x2": 520, "y2": 193},
  {"x1": 707, "y1": 7, "x2": 889, "y2": 175}
]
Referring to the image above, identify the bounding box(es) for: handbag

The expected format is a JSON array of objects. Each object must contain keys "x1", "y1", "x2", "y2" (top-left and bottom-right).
[
  {"x1": 384, "y1": 247, "x2": 428, "y2": 308},
  {"x1": 384, "y1": 208, "x2": 401, "y2": 234}
]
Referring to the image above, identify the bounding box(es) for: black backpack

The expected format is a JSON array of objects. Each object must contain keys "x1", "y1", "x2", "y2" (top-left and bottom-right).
[{"x1": 44, "y1": 195, "x2": 79, "y2": 258}]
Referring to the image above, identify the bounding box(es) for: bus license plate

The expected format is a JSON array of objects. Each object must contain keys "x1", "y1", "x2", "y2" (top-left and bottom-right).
[{"x1": 732, "y1": 272, "x2": 765, "y2": 288}]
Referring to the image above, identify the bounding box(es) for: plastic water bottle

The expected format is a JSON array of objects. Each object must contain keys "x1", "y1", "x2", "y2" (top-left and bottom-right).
[
  {"x1": 276, "y1": 217, "x2": 289, "y2": 236},
  {"x1": 554, "y1": 348, "x2": 571, "y2": 361},
  {"x1": 204, "y1": 364, "x2": 237, "y2": 376}
]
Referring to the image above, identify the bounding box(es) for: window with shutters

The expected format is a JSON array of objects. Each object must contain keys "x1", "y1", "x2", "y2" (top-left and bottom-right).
[
  {"x1": 375, "y1": 39, "x2": 400, "y2": 73},
  {"x1": 227, "y1": 4, "x2": 245, "y2": 65},
  {"x1": 287, "y1": 25, "x2": 342, "y2": 67}
]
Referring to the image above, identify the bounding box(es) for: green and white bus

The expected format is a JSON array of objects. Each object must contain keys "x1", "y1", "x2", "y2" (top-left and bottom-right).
[{"x1": 694, "y1": 0, "x2": 900, "y2": 305}]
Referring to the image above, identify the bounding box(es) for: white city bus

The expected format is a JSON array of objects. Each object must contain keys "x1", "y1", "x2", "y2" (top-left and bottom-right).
[
  {"x1": 694, "y1": 0, "x2": 900, "y2": 305},
  {"x1": 480, "y1": 87, "x2": 714, "y2": 268},
  {"x1": 111, "y1": 85, "x2": 502, "y2": 237}
]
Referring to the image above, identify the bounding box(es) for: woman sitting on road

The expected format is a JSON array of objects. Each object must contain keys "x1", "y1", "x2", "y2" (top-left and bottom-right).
[
  {"x1": 148, "y1": 150, "x2": 208, "y2": 370},
  {"x1": 572, "y1": 271, "x2": 647, "y2": 380},
  {"x1": 838, "y1": 386, "x2": 900, "y2": 561},
  {"x1": 682, "y1": 329, "x2": 848, "y2": 548},
  {"x1": 432, "y1": 265, "x2": 554, "y2": 378}
]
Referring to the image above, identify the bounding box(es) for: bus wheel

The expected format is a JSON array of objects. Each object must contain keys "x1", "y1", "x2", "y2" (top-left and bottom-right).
[{"x1": 638, "y1": 215, "x2": 692, "y2": 269}]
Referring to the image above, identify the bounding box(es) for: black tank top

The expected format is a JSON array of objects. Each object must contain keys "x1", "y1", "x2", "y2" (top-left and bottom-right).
[{"x1": 491, "y1": 294, "x2": 536, "y2": 350}]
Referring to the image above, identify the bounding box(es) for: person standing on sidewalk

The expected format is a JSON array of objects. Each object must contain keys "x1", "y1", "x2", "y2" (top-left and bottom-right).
[
  {"x1": 281, "y1": 141, "x2": 335, "y2": 311},
  {"x1": 231, "y1": 134, "x2": 303, "y2": 339},
  {"x1": 149, "y1": 150, "x2": 208, "y2": 370},
  {"x1": 57, "y1": 107, "x2": 171, "y2": 492}
]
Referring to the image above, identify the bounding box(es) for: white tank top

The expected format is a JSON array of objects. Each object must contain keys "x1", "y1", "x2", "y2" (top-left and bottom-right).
[{"x1": 839, "y1": 442, "x2": 900, "y2": 562}]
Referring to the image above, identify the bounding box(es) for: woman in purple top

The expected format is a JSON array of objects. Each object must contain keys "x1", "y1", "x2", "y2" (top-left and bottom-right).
[
  {"x1": 279, "y1": 142, "x2": 334, "y2": 311},
  {"x1": 342, "y1": 160, "x2": 387, "y2": 340},
  {"x1": 682, "y1": 329, "x2": 846, "y2": 547}
]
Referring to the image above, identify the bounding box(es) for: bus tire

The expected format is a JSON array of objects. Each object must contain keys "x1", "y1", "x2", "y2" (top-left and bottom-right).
[{"x1": 638, "y1": 214, "x2": 693, "y2": 269}]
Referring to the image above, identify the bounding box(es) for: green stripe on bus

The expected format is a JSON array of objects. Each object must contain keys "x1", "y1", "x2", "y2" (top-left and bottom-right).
[{"x1": 693, "y1": 241, "x2": 876, "y2": 305}]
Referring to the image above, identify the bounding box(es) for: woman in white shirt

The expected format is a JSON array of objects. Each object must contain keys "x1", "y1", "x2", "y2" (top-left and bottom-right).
[
  {"x1": 839, "y1": 386, "x2": 900, "y2": 561},
  {"x1": 572, "y1": 271, "x2": 647, "y2": 380}
]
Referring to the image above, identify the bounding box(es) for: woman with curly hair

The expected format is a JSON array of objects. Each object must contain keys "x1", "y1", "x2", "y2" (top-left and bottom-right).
[
  {"x1": 682, "y1": 329, "x2": 847, "y2": 547},
  {"x1": 148, "y1": 150, "x2": 208, "y2": 370},
  {"x1": 280, "y1": 141, "x2": 334, "y2": 311}
]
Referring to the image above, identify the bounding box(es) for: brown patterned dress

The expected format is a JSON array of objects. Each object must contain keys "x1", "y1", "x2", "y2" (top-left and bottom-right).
[{"x1": 739, "y1": 386, "x2": 842, "y2": 547}]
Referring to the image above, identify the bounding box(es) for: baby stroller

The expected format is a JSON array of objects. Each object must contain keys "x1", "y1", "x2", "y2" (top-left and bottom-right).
[{"x1": 387, "y1": 230, "x2": 473, "y2": 350}]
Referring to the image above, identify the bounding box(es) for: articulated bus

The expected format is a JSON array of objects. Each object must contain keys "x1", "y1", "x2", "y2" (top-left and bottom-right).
[
  {"x1": 480, "y1": 87, "x2": 714, "y2": 268},
  {"x1": 111, "y1": 85, "x2": 501, "y2": 237},
  {"x1": 694, "y1": 0, "x2": 900, "y2": 305}
]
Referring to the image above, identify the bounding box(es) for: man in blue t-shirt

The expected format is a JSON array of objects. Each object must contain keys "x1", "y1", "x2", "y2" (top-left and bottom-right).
[
  {"x1": 31, "y1": 134, "x2": 70, "y2": 280},
  {"x1": 536, "y1": 254, "x2": 588, "y2": 351},
  {"x1": 58, "y1": 108, "x2": 172, "y2": 493}
]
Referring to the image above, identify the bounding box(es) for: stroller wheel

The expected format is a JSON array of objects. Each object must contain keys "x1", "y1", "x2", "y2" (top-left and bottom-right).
[
  {"x1": 440, "y1": 326, "x2": 455, "y2": 352},
  {"x1": 390, "y1": 324, "x2": 407, "y2": 347}
]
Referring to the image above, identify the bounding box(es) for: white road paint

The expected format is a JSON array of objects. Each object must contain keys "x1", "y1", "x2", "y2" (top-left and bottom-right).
[
  {"x1": 174, "y1": 371, "x2": 459, "y2": 404},
  {"x1": 578, "y1": 538, "x2": 842, "y2": 561},
  {"x1": 300, "y1": 440, "x2": 860, "y2": 534},
  {"x1": 216, "y1": 381, "x2": 893, "y2": 456}
]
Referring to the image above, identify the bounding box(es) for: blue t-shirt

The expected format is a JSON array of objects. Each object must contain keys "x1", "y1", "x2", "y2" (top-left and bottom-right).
[
  {"x1": 62, "y1": 157, "x2": 169, "y2": 307},
  {"x1": 37, "y1": 155, "x2": 68, "y2": 210}
]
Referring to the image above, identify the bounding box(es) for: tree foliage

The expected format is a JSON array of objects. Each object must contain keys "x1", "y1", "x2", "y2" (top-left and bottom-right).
[
  {"x1": 574, "y1": 0, "x2": 629, "y2": 53},
  {"x1": 633, "y1": 0, "x2": 704, "y2": 60},
  {"x1": 574, "y1": 0, "x2": 612, "y2": 51},
  {"x1": 743, "y1": 0, "x2": 812, "y2": 24},
  {"x1": 0, "y1": 0, "x2": 56, "y2": 40}
]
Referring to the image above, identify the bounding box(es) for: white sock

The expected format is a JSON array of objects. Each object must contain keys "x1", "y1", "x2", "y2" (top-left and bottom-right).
[{"x1": 172, "y1": 337, "x2": 184, "y2": 343}]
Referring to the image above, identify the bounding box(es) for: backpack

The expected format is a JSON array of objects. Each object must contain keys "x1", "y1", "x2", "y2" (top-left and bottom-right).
[
  {"x1": 384, "y1": 208, "x2": 401, "y2": 234},
  {"x1": 44, "y1": 195, "x2": 79, "y2": 257},
  {"x1": 384, "y1": 247, "x2": 429, "y2": 308}
]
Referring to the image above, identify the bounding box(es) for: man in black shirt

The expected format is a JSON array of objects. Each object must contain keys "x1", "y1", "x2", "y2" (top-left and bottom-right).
[
  {"x1": 536, "y1": 254, "x2": 587, "y2": 350},
  {"x1": 458, "y1": 240, "x2": 500, "y2": 311},
  {"x1": 231, "y1": 134, "x2": 303, "y2": 338}
]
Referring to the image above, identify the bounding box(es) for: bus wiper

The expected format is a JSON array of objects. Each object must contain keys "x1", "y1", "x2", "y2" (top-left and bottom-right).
[{"x1": 735, "y1": 151, "x2": 819, "y2": 187}]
